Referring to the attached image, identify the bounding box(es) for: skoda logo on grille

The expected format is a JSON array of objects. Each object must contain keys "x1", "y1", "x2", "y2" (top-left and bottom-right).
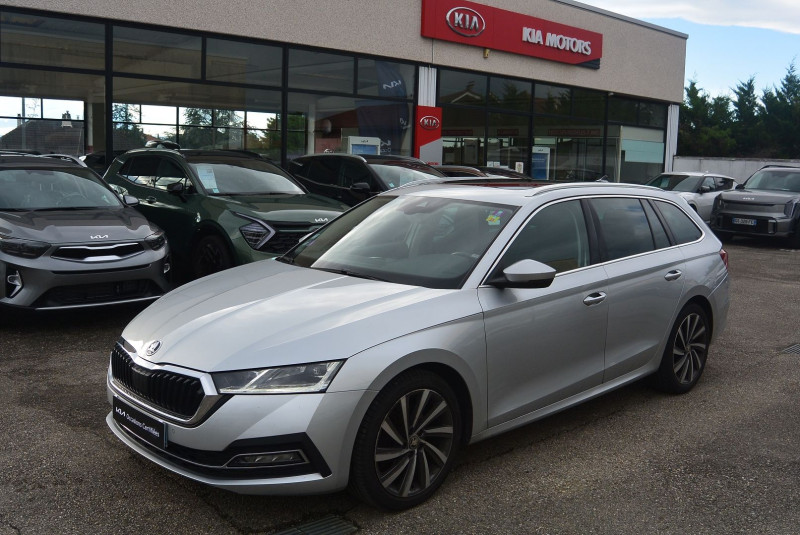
[{"x1": 145, "y1": 340, "x2": 162, "y2": 356}]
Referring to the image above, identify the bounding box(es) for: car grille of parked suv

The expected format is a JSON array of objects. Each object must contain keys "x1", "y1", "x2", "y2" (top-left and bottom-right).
[
  {"x1": 51, "y1": 242, "x2": 145, "y2": 261},
  {"x1": 110, "y1": 343, "x2": 205, "y2": 420},
  {"x1": 260, "y1": 221, "x2": 323, "y2": 255}
]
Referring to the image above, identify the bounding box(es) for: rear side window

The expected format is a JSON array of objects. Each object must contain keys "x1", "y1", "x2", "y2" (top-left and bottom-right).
[
  {"x1": 654, "y1": 201, "x2": 702, "y2": 244},
  {"x1": 304, "y1": 158, "x2": 340, "y2": 186},
  {"x1": 590, "y1": 197, "x2": 655, "y2": 261},
  {"x1": 118, "y1": 155, "x2": 160, "y2": 187}
]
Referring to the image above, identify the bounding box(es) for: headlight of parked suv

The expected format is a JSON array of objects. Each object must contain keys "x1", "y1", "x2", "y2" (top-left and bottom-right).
[
  {"x1": 784, "y1": 201, "x2": 798, "y2": 217},
  {"x1": 0, "y1": 236, "x2": 50, "y2": 258},
  {"x1": 212, "y1": 361, "x2": 344, "y2": 394},
  {"x1": 144, "y1": 230, "x2": 167, "y2": 250},
  {"x1": 234, "y1": 212, "x2": 275, "y2": 250}
]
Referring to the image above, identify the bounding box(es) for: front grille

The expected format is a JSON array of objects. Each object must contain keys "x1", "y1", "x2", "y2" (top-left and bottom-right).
[
  {"x1": 111, "y1": 344, "x2": 205, "y2": 419},
  {"x1": 52, "y1": 242, "x2": 144, "y2": 261},
  {"x1": 260, "y1": 221, "x2": 321, "y2": 255},
  {"x1": 32, "y1": 279, "x2": 162, "y2": 308},
  {"x1": 722, "y1": 202, "x2": 782, "y2": 214}
]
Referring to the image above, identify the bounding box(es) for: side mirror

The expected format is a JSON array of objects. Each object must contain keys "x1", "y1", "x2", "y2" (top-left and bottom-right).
[
  {"x1": 122, "y1": 194, "x2": 139, "y2": 207},
  {"x1": 166, "y1": 181, "x2": 185, "y2": 195},
  {"x1": 736, "y1": 183, "x2": 745, "y2": 190},
  {"x1": 486, "y1": 259, "x2": 557, "y2": 288},
  {"x1": 350, "y1": 182, "x2": 371, "y2": 193},
  {"x1": 699, "y1": 186, "x2": 711, "y2": 193}
]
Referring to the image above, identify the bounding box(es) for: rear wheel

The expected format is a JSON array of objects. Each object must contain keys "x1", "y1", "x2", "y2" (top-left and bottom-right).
[
  {"x1": 652, "y1": 304, "x2": 710, "y2": 394},
  {"x1": 191, "y1": 234, "x2": 233, "y2": 279},
  {"x1": 349, "y1": 369, "x2": 462, "y2": 510}
]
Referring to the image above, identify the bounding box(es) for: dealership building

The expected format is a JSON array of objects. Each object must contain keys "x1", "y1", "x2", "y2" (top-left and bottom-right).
[{"x1": 0, "y1": 0, "x2": 686, "y2": 182}]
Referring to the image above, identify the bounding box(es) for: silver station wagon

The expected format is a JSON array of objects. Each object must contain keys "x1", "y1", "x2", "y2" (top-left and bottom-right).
[{"x1": 106, "y1": 180, "x2": 730, "y2": 510}]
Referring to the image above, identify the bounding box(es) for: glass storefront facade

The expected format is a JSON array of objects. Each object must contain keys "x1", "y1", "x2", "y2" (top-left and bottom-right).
[{"x1": 0, "y1": 7, "x2": 669, "y2": 181}]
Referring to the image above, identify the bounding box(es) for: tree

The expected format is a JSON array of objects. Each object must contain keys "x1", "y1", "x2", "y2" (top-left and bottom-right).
[
  {"x1": 678, "y1": 80, "x2": 735, "y2": 156},
  {"x1": 761, "y1": 62, "x2": 800, "y2": 158},
  {"x1": 731, "y1": 76, "x2": 766, "y2": 157}
]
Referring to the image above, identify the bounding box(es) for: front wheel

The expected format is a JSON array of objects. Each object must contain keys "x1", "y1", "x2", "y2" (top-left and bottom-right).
[
  {"x1": 349, "y1": 369, "x2": 462, "y2": 510},
  {"x1": 191, "y1": 234, "x2": 233, "y2": 279},
  {"x1": 652, "y1": 304, "x2": 710, "y2": 394}
]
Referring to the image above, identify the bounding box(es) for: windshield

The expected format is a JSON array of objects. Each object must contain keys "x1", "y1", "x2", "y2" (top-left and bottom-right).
[
  {"x1": 187, "y1": 157, "x2": 305, "y2": 195},
  {"x1": 0, "y1": 168, "x2": 122, "y2": 210},
  {"x1": 646, "y1": 174, "x2": 700, "y2": 192},
  {"x1": 280, "y1": 194, "x2": 517, "y2": 289},
  {"x1": 369, "y1": 161, "x2": 446, "y2": 189},
  {"x1": 745, "y1": 169, "x2": 800, "y2": 192}
]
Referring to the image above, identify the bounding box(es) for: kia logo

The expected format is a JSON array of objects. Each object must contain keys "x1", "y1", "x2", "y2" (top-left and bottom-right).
[
  {"x1": 446, "y1": 7, "x2": 486, "y2": 37},
  {"x1": 419, "y1": 116, "x2": 441, "y2": 130},
  {"x1": 90, "y1": 234, "x2": 109, "y2": 239},
  {"x1": 145, "y1": 340, "x2": 162, "y2": 356}
]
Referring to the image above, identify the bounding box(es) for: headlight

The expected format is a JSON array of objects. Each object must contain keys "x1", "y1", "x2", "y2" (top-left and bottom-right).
[
  {"x1": 234, "y1": 212, "x2": 275, "y2": 250},
  {"x1": 785, "y1": 201, "x2": 798, "y2": 217},
  {"x1": 144, "y1": 230, "x2": 167, "y2": 250},
  {"x1": 212, "y1": 361, "x2": 343, "y2": 394},
  {"x1": 0, "y1": 236, "x2": 50, "y2": 258}
]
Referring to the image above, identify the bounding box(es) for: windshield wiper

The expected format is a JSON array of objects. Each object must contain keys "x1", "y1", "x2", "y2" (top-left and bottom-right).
[
  {"x1": 214, "y1": 192, "x2": 293, "y2": 196},
  {"x1": 31, "y1": 207, "x2": 101, "y2": 211},
  {"x1": 315, "y1": 267, "x2": 389, "y2": 282}
]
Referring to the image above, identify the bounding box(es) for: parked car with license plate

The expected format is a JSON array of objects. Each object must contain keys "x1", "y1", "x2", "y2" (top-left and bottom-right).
[
  {"x1": 646, "y1": 171, "x2": 738, "y2": 222},
  {"x1": 106, "y1": 180, "x2": 729, "y2": 510},
  {"x1": 0, "y1": 153, "x2": 170, "y2": 309},
  {"x1": 104, "y1": 149, "x2": 347, "y2": 280},
  {"x1": 709, "y1": 165, "x2": 800, "y2": 248}
]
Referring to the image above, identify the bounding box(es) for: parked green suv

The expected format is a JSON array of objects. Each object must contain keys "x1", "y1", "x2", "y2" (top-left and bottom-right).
[{"x1": 104, "y1": 149, "x2": 346, "y2": 280}]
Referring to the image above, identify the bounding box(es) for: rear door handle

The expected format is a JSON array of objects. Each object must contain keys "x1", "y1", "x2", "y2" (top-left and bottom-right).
[
  {"x1": 583, "y1": 292, "x2": 607, "y2": 306},
  {"x1": 146, "y1": 196, "x2": 157, "y2": 203},
  {"x1": 664, "y1": 270, "x2": 683, "y2": 282}
]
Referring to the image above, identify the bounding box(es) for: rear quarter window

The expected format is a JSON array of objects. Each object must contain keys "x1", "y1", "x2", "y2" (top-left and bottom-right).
[{"x1": 654, "y1": 201, "x2": 702, "y2": 244}]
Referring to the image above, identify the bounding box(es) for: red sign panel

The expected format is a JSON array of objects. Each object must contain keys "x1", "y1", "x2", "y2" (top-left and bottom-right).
[
  {"x1": 421, "y1": 0, "x2": 603, "y2": 67},
  {"x1": 414, "y1": 106, "x2": 443, "y2": 164}
]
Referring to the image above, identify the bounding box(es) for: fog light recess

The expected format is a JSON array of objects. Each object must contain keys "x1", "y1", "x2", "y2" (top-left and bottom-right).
[{"x1": 228, "y1": 450, "x2": 308, "y2": 468}]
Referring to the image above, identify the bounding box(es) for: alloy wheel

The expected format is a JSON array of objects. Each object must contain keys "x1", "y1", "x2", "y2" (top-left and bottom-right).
[{"x1": 672, "y1": 312, "x2": 708, "y2": 385}]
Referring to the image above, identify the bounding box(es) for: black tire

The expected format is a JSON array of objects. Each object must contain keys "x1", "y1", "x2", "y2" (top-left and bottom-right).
[
  {"x1": 652, "y1": 304, "x2": 710, "y2": 394},
  {"x1": 349, "y1": 369, "x2": 462, "y2": 510},
  {"x1": 789, "y1": 231, "x2": 800, "y2": 250},
  {"x1": 191, "y1": 234, "x2": 233, "y2": 279}
]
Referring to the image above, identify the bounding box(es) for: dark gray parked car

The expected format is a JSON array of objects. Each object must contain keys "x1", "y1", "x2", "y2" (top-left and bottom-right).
[
  {"x1": 0, "y1": 154, "x2": 171, "y2": 309},
  {"x1": 710, "y1": 165, "x2": 800, "y2": 248}
]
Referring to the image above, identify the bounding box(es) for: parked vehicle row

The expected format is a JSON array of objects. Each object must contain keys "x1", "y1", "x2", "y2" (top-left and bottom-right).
[{"x1": 106, "y1": 179, "x2": 730, "y2": 510}]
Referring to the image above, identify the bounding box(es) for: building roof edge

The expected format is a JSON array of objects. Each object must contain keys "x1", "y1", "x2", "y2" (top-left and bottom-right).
[{"x1": 551, "y1": 0, "x2": 689, "y2": 40}]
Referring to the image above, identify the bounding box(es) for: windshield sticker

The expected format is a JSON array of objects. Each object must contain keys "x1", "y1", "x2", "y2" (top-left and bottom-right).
[
  {"x1": 195, "y1": 165, "x2": 219, "y2": 193},
  {"x1": 486, "y1": 210, "x2": 504, "y2": 225}
]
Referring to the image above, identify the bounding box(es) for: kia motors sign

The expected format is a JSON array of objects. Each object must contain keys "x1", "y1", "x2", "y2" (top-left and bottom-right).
[
  {"x1": 421, "y1": 0, "x2": 603, "y2": 68},
  {"x1": 415, "y1": 106, "x2": 443, "y2": 165}
]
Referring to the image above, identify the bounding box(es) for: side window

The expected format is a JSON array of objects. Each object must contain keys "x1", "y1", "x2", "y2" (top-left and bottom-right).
[
  {"x1": 642, "y1": 201, "x2": 672, "y2": 249},
  {"x1": 495, "y1": 200, "x2": 590, "y2": 274},
  {"x1": 118, "y1": 155, "x2": 159, "y2": 187},
  {"x1": 701, "y1": 176, "x2": 716, "y2": 191},
  {"x1": 153, "y1": 158, "x2": 188, "y2": 191},
  {"x1": 340, "y1": 160, "x2": 374, "y2": 189},
  {"x1": 591, "y1": 197, "x2": 655, "y2": 261},
  {"x1": 305, "y1": 158, "x2": 340, "y2": 186},
  {"x1": 654, "y1": 201, "x2": 702, "y2": 244},
  {"x1": 716, "y1": 177, "x2": 733, "y2": 190}
]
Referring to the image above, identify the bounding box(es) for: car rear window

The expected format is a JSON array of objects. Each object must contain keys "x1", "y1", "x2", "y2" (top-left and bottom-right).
[{"x1": 654, "y1": 201, "x2": 702, "y2": 244}]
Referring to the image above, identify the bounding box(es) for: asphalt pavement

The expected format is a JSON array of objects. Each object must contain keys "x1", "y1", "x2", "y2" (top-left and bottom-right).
[{"x1": 1, "y1": 238, "x2": 798, "y2": 534}]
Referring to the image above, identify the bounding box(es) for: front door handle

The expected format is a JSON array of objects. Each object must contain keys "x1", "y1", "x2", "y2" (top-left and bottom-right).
[
  {"x1": 145, "y1": 196, "x2": 157, "y2": 203},
  {"x1": 583, "y1": 292, "x2": 607, "y2": 306},
  {"x1": 664, "y1": 270, "x2": 683, "y2": 282}
]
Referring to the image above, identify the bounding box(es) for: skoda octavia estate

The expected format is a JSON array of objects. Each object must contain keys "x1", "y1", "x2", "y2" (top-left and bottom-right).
[{"x1": 106, "y1": 180, "x2": 730, "y2": 510}]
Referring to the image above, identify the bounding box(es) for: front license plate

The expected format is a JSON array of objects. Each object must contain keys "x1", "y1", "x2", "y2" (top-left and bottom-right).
[
  {"x1": 732, "y1": 217, "x2": 757, "y2": 226},
  {"x1": 113, "y1": 397, "x2": 167, "y2": 448}
]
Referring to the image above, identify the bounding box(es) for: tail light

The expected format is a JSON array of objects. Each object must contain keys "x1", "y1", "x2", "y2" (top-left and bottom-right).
[{"x1": 719, "y1": 248, "x2": 729, "y2": 269}]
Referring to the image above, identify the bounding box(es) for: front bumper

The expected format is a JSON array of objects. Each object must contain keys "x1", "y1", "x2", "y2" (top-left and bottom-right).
[
  {"x1": 711, "y1": 212, "x2": 798, "y2": 238},
  {"x1": 106, "y1": 371, "x2": 370, "y2": 495}
]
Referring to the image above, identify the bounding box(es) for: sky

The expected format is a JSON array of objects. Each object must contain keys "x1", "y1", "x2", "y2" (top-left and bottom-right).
[{"x1": 577, "y1": 0, "x2": 800, "y2": 99}]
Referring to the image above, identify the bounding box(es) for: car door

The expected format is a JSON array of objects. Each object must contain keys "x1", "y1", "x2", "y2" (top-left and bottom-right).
[
  {"x1": 588, "y1": 196, "x2": 686, "y2": 382},
  {"x1": 117, "y1": 155, "x2": 199, "y2": 254},
  {"x1": 480, "y1": 199, "x2": 608, "y2": 427},
  {"x1": 338, "y1": 158, "x2": 379, "y2": 205},
  {"x1": 694, "y1": 176, "x2": 718, "y2": 221}
]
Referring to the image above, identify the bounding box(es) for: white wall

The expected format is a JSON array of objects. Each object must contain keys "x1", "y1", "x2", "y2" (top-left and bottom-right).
[{"x1": 672, "y1": 156, "x2": 800, "y2": 181}]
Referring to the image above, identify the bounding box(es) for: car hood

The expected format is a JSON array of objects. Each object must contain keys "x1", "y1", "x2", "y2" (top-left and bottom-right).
[
  {"x1": 122, "y1": 260, "x2": 478, "y2": 372},
  {"x1": 719, "y1": 189, "x2": 800, "y2": 203},
  {"x1": 0, "y1": 207, "x2": 158, "y2": 243},
  {"x1": 212, "y1": 193, "x2": 346, "y2": 222}
]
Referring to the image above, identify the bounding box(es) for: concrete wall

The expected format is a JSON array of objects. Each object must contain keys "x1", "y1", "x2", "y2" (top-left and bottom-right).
[
  {"x1": 4, "y1": 0, "x2": 687, "y2": 103},
  {"x1": 672, "y1": 156, "x2": 800, "y2": 181}
]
